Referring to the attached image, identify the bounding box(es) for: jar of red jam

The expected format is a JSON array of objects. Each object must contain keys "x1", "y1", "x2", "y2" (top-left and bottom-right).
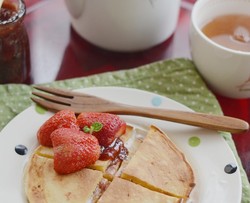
[{"x1": 0, "y1": 0, "x2": 30, "y2": 84}]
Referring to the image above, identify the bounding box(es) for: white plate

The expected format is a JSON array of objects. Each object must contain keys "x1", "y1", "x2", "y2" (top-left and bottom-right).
[{"x1": 0, "y1": 87, "x2": 241, "y2": 203}]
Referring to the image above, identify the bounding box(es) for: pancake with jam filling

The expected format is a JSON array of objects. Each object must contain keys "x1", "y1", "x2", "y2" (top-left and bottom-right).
[
  {"x1": 121, "y1": 125, "x2": 195, "y2": 199},
  {"x1": 24, "y1": 125, "x2": 135, "y2": 202},
  {"x1": 24, "y1": 125, "x2": 195, "y2": 202},
  {"x1": 98, "y1": 177, "x2": 182, "y2": 203},
  {"x1": 34, "y1": 125, "x2": 134, "y2": 179}
]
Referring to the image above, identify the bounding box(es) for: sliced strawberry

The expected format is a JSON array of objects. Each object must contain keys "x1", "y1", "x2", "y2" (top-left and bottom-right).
[
  {"x1": 37, "y1": 110, "x2": 79, "y2": 147},
  {"x1": 77, "y1": 112, "x2": 126, "y2": 147},
  {"x1": 51, "y1": 128, "x2": 100, "y2": 174}
]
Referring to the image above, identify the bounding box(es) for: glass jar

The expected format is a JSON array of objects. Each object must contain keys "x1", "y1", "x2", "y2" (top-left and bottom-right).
[{"x1": 0, "y1": 0, "x2": 30, "y2": 84}]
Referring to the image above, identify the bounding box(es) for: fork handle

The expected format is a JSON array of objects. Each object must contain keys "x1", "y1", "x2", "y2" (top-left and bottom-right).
[{"x1": 109, "y1": 105, "x2": 249, "y2": 134}]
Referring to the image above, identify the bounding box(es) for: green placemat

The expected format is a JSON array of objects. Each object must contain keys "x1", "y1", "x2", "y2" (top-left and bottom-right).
[{"x1": 0, "y1": 58, "x2": 249, "y2": 202}]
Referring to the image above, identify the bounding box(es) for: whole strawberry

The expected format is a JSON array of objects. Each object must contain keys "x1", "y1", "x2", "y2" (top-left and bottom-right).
[
  {"x1": 37, "y1": 110, "x2": 79, "y2": 147},
  {"x1": 77, "y1": 112, "x2": 126, "y2": 147},
  {"x1": 51, "y1": 128, "x2": 100, "y2": 174}
]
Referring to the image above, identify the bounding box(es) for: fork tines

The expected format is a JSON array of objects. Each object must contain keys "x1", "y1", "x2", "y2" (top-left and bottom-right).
[
  {"x1": 31, "y1": 86, "x2": 75, "y2": 111},
  {"x1": 33, "y1": 85, "x2": 74, "y2": 98}
]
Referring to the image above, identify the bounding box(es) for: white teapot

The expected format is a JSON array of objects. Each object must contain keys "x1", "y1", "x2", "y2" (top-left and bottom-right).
[{"x1": 64, "y1": 0, "x2": 181, "y2": 52}]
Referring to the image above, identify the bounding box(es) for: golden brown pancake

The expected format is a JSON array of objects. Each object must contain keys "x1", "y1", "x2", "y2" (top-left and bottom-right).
[
  {"x1": 24, "y1": 154, "x2": 103, "y2": 203},
  {"x1": 121, "y1": 125, "x2": 195, "y2": 198},
  {"x1": 98, "y1": 177, "x2": 181, "y2": 203},
  {"x1": 24, "y1": 125, "x2": 195, "y2": 202}
]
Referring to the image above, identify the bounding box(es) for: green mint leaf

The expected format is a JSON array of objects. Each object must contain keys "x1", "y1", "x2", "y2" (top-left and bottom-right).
[
  {"x1": 83, "y1": 122, "x2": 103, "y2": 134},
  {"x1": 83, "y1": 126, "x2": 90, "y2": 133},
  {"x1": 91, "y1": 122, "x2": 103, "y2": 132}
]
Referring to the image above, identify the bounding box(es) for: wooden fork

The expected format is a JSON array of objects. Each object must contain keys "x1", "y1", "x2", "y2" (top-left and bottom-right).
[{"x1": 31, "y1": 86, "x2": 249, "y2": 134}]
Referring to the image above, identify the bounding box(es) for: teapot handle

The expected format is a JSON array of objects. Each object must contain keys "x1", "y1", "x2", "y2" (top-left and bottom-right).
[{"x1": 64, "y1": 0, "x2": 85, "y2": 19}]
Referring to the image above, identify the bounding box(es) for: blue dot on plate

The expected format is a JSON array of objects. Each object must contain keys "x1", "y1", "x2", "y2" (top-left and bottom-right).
[{"x1": 151, "y1": 96, "x2": 163, "y2": 107}]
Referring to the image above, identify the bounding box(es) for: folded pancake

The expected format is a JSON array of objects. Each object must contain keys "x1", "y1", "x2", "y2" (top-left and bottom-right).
[
  {"x1": 114, "y1": 127, "x2": 145, "y2": 177},
  {"x1": 121, "y1": 125, "x2": 195, "y2": 198},
  {"x1": 24, "y1": 125, "x2": 195, "y2": 202},
  {"x1": 23, "y1": 125, "x2": 135, "y2": 202},
  {"x1": 24, "y1": 154, "x2": 103, "y2": 203},
  {"x1": 98, "y1": 177, "x2": 181, "y2": 203}
]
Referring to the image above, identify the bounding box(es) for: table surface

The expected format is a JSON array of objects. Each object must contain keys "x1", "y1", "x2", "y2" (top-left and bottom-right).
[{"x1": 21, "y1": 0, "x2": 250, "y2": 181}]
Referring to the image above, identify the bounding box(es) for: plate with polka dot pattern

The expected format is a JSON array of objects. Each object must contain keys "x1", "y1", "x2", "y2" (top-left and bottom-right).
[{"x1": 0, "y1": 87, "x2": 241, "y2": 202}]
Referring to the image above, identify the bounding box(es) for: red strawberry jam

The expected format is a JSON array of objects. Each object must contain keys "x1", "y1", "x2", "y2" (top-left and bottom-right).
[
  {"x1": 100, "y1": 138, "x2": 128, "y2": 164},
  {"x1": 0, "y1": 0, "x2": 30, "y2": 84}
]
